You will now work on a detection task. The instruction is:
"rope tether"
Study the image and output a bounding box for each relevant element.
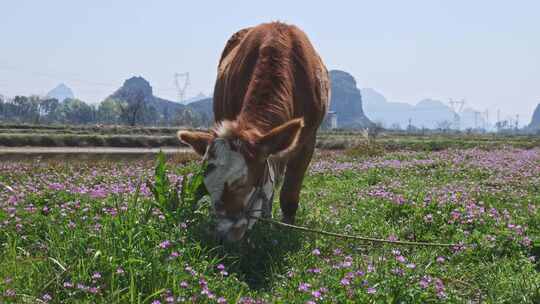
[251,216,458,247]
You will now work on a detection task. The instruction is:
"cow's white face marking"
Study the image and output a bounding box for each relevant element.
[203,138,248,203]
[202,137,275,241]
[203,138,253,241]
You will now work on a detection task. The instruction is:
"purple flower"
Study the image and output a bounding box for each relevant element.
[434,278,446,294]
[217,264,225,271]
[185,266,197,276]
[436,256,445,263]
[311,248,321,256]
[419,277,431,289]
[298,282,311,292]
[238,297,256,304]
[199,278,208,287]
[180,281,189,288]
[437,291,448,299]
[42,293,52,302]
[49,182,65,191]
[217,297,227,304]
[116,267,125,275]
[92,272,102,279]
[159,240,171,249]
[367,287,376,294]
[396,255,406,263]
[340,278,350,286]
[63,281,73,288]
[89,187,107,199]
[201,287,215,299]
[311,290,322,299]
[345,272,355,279]
[152,300,161,304]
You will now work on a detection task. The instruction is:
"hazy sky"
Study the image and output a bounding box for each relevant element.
[1,0,539,124]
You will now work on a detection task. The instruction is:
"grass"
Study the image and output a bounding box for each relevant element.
[1,145,540,303]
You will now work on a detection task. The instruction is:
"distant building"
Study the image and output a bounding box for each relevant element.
[327,111,338,129]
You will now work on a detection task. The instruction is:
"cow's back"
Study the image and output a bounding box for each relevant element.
[213,22,330,138]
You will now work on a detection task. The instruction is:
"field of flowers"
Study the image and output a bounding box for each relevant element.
[1,146,539,303]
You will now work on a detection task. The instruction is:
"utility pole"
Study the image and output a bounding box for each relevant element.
[448,98,465,130]
[174,72,190,104]
[474,111,480,130]
[497,109,501,132]
[484,109,489,130]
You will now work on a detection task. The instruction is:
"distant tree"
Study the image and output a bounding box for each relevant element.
[97,98,123,124]
[119,91,147,126]
[59,98,95,124]
[0,96,17,121]
[39,98,61,123]
[0,95,5,119]
[11,95,40,123]
[495,120,511,133]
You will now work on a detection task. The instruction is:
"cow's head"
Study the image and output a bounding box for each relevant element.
[177,118,304,241]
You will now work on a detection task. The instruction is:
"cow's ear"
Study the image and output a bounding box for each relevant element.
[177,130,213,156]
[256,118,304,157]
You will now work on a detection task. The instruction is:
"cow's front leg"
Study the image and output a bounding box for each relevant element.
[279,139,315,224]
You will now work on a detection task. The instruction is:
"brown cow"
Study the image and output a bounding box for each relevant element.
[178,22,330,241]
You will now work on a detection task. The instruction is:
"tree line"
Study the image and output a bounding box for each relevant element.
[0,93,210,127]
